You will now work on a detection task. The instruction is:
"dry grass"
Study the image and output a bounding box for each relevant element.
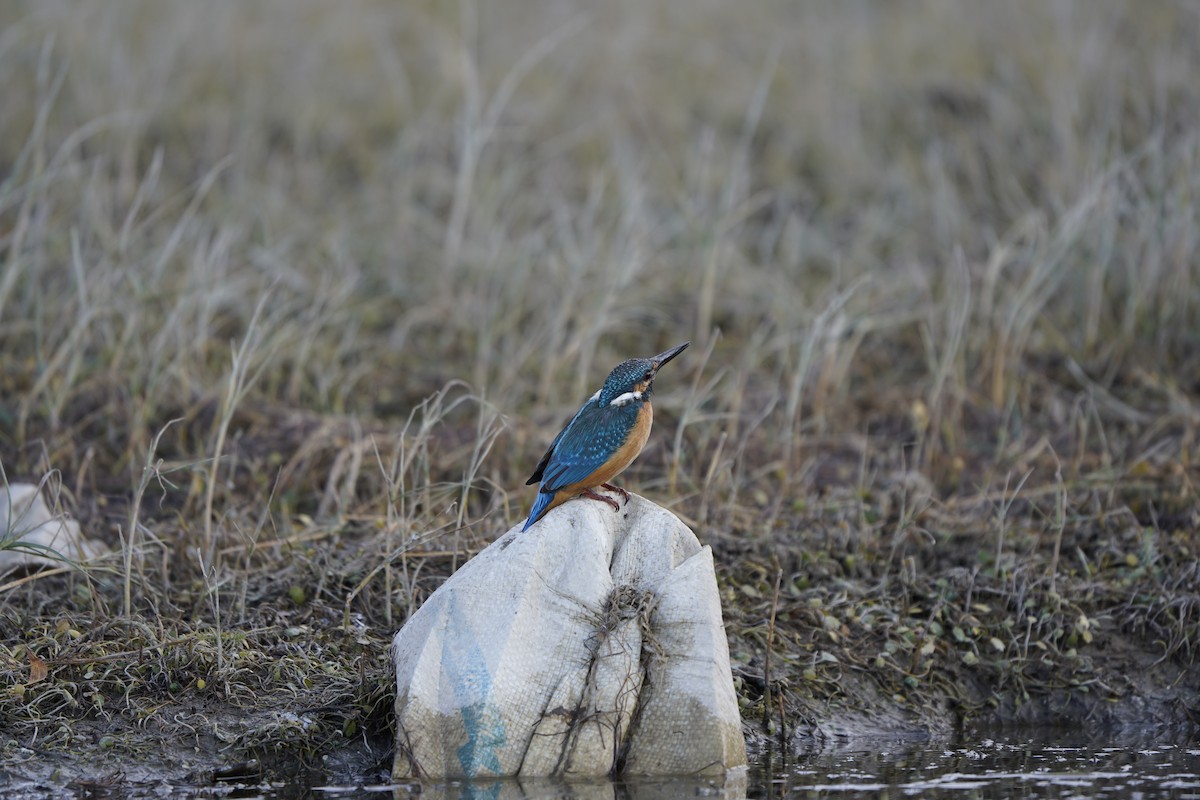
[1,0,1198,781]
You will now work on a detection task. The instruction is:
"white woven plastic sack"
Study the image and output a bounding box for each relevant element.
[392,494,747,780]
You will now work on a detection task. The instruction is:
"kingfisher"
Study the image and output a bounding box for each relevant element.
[522,342,690,532]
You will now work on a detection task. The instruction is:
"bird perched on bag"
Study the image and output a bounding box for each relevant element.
[522,342,689,532]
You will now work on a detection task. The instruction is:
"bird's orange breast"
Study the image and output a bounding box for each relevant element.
[547,402,653,506]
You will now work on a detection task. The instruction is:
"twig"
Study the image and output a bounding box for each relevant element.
[0,566,71,594]
[1049,450,1066,594]
[763,563,783,735]
[125,419,179,617]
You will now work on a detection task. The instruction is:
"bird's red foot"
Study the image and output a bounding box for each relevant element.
[600,482,631,505]
[582,487,621,513]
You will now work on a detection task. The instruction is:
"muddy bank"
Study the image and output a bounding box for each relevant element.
[2,521,1196,793]
[1,671,1192,794]
[4,440,1200,789]
[745,649,1197,760]
[717,472,1200,759]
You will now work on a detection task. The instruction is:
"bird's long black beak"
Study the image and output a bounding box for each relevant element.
[650,341,689,371]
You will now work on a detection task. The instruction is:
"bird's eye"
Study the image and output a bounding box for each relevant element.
[643,370,654,381]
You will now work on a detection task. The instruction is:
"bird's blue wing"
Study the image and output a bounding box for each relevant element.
[536,401,640,493]
[526,391,599,485]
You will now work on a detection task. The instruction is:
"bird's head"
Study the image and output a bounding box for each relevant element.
[597,342,689,408]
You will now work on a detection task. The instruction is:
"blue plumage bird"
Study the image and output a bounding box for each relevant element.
[522,342,689,532]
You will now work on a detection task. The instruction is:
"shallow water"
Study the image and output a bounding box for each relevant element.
[15,730,1200,798]
[326,731,1200,800]
[752,731,1200,799]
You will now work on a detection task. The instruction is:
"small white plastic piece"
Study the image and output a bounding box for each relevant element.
[0,483,106,572]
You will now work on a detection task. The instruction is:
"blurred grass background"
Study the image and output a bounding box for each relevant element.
[1,0,1198,769]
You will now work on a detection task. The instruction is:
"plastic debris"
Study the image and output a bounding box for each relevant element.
[392,493,746,780]
[0,483,105,572]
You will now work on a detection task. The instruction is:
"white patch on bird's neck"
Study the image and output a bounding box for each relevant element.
[588,389,602,406]
[609,390,643,407]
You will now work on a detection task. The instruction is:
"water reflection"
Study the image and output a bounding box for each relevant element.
[361,731,1200,800]
[752,729,1200,799]
[52,731,1194,798]
[379,771,747,800]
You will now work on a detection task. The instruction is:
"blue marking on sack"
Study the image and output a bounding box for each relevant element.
[444,596,507,778]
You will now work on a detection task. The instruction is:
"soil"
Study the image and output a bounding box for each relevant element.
[2,482,1196,794]
[3,356,1199,793]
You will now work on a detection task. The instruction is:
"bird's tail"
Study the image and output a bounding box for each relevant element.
[522,490,555,532]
